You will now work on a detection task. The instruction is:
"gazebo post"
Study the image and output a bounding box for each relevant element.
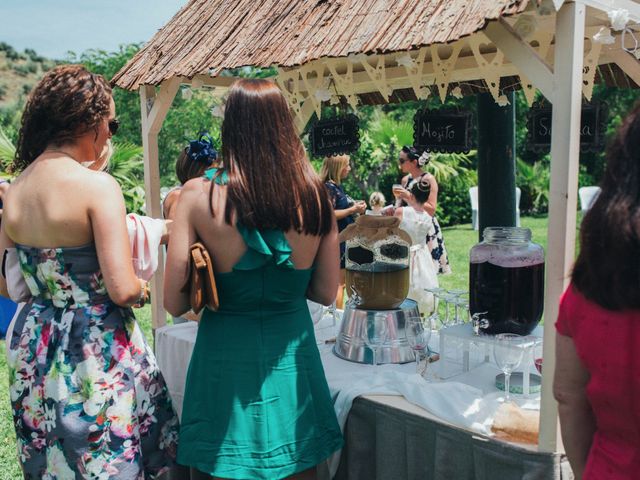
[139,78,180,334]
[538,1,586,452]
[294,98,317,133]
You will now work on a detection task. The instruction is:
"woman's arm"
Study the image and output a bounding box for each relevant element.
[554,333,595,479]
[334,205,358,220]
[424,174,438,216]
[164,181,199,316]
[306,221,339,306]
[0,220,15,298]
[90,173,144,306]
[0,182,10,220]
[163,189,180,221]
[393,207,404,220]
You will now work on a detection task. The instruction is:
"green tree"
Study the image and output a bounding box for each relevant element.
[108,141,146,214]
[78,45,223,186]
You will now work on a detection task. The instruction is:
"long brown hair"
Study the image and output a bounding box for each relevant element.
[572,102,640,310]
[14,65,112,172]
[215,79,333,236]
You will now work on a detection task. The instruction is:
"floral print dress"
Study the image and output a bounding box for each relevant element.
[6,244,178,479]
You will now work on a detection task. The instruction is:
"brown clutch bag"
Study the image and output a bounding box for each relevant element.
[181,242,219,314]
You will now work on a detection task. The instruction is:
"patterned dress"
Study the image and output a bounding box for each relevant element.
[325,181,355,269]
[6,244,179,479]
[400,174,452,275]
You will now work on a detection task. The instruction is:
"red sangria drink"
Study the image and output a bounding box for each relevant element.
[535,358,543,374]
[469,227,545,336]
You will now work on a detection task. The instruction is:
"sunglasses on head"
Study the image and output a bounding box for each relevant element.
[108,119,120,136]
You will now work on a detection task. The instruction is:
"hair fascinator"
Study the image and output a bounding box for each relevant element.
[415,175,430,192]
[187,133,218,165]
[417,150,430,167]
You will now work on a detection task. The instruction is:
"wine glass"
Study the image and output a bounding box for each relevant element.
[324,301,340,327]
[532,338,543,375]
[439,292,458,327]
[447,289,467,325]
[362,314,389,366]
[424,287,445,328]
[392,184,405,199]
[493,333,525,403]
[404,316,431,377]
[454,292,470,324]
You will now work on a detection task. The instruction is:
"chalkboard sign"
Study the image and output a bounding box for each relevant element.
[309,115,360,157]
[527,102,606,152]
[413,109,473,153]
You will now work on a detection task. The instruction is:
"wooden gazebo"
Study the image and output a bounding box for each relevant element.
[113,0,640,453]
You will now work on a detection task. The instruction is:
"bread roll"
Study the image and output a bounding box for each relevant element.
[491,402,539,445]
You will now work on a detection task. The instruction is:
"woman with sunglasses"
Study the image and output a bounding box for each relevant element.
[395,146,451,274]
[0,65,178,479]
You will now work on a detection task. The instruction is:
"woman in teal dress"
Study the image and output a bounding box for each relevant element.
[164,79,343,479]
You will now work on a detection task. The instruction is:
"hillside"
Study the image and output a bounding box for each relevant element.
[0,43,58,108]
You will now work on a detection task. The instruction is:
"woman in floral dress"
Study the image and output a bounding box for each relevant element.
[0,65,178,479]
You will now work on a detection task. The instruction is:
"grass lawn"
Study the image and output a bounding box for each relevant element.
[438,215,553,293]
[0,215,558,475]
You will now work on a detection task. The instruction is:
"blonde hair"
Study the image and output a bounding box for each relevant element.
[319,155,350,185]
[369,191,386,208]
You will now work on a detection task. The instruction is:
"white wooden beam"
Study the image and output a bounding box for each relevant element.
[539,1,586,452]
[580,0,640,22]
[608,49,640,86]
[294,97,317,133]
[186,74,237,90]
[484,19,555,101]
[140,81,177,332]
[146,77,180,135]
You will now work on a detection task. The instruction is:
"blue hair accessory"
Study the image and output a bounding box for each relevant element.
[187,133,218,165]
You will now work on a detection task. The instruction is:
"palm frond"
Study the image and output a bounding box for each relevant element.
[428,151,476,184]
[107,142,143,186]
[0,127,16,172]
[367,111,413,147]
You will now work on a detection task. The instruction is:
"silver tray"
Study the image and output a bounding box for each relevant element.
[333,299,419,364]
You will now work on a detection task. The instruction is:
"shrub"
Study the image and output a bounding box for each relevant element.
[433,153,477,226]
[24,48,45,64]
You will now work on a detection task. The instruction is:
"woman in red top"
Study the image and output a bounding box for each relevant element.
[554,103,640,479]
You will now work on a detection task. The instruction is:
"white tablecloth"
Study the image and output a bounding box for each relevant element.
[156,314,545,477]
[155,314,542,438]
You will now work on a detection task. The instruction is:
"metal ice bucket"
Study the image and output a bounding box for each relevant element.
[333,299,419,364]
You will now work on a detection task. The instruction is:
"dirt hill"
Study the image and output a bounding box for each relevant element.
[0,43,58,108]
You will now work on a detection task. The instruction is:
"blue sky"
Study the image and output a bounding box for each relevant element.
[0,0,186,59]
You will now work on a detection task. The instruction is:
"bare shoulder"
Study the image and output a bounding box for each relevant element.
[182,176,208,194]
[87,170,123,192]
[401,174,411,186]
[179,177,216,215]
[83,171,125,210]
[179,177,212,205]
[165,188,181,203]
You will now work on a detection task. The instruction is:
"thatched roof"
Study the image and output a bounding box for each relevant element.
[113,0,530,90]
